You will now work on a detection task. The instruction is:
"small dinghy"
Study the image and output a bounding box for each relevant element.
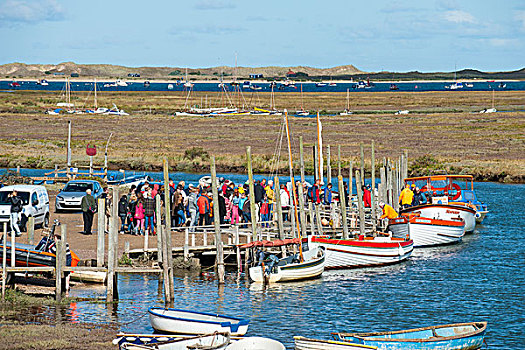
[114,332,230,350]
[148,308,249,336]
[225,337,285,350]
[294,336,377,349]
[333,322,487,350]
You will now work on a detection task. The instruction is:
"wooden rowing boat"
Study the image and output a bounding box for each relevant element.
[225,337,285,350]
[333,322,487,350]
[114,332,230,350]
[389,215,465,247]
[294,336,377,349]
[148,308,249,336]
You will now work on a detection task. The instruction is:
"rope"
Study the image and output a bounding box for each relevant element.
[117,310,149,326]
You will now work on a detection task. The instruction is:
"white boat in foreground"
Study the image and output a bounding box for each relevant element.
[294,336,377,349]
[308,235,413,269]
[249,246,325,283]
[115,332,230,350]
[401,203,476,233]
[148,308,249,336]
[389,215,465,247]
[225,337,285,350]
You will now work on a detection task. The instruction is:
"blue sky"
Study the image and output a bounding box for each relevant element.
[0,0,524,72]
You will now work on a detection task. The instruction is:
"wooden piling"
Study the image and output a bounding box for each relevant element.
[235,226,241,273]
[162,158,174,306]
[403,149,409,180]
[97,198,105,267]
[55,238,63,302]
[380,167,386,205]
[327,145,332,185]
[371,141,376,234]
[28,216,34,245]
[299,136,305,183]
[360,142,365,180]
[338,145,341,178]
[211,156,225,285]
[348,161,353,199]
[274,177,284,238]
[60,224,68,294]
[297,184,307,238]
[246,147,257,240]
[2,223,7,300]
[308,202,315,235]
[156,195,163,264]
[106,188,118,302]
[356,170,365,236]
[184,228,189,261]
[313,145,318,183]
[10,218,15,268]
[315,203,323,235]
[338,175,349,239]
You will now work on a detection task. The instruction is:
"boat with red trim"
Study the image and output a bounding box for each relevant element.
[400,202,476,233]
[403,175,488,224]
[308,235,413,270]
[388,214,465,247]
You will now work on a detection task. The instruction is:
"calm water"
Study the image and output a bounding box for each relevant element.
[1,80,523,93]
[9,180,520,349]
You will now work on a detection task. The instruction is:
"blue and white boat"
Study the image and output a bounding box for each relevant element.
[114,332,231,350]
[148,308,250,336]
[107,174,149,188]
[333,322,487,350]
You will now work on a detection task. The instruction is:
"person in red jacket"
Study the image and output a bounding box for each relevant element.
[362,185,371,208]
[197,192,211,226]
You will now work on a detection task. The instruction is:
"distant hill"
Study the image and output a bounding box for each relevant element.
[0,62,523,80]
[0,62,363,79]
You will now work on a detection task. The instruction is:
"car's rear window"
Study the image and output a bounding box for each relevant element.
[63,183,93,192]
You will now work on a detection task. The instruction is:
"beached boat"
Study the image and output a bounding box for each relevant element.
[107,174,149,188]
[70,270,107,284]
[148,308,249,336]
[308,235,413,269]
[403,175,486,226]
[334,321,488,350]
[394,110,409,115]
[115,332,230,350]
[249,246,325,283]
[340,88,352,115]
[388,215,465,247]
[294,336,377,349]
[225,337,285,350]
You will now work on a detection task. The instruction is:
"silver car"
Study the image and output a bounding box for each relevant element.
[55,180,103,212]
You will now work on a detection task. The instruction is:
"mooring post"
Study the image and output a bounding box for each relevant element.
[393,161,399,213]
[299,136,305,183]
[112,187,119,300]
[28,216,34,245]
[143,221,149,258]
[235,226,241,273]
[55,237,63,302]
[308,202,315,235]
[124,241,130,256]
[162,158,174,305]
[338,145,341,178]
[297,184,307,238]
[106,189,116,302]
[97,198,105,267]
[274,177,284,238]
[2,223,7,300]
[338,175,349,239]
[315,202,323,235]
[10,218,15,268]
[371,141,377,235]
[161,212,170,305]
[348,161,353,199]
[211,156,225,284]
[246,147,257,241]
[356,170,365,236]
[360,143,365,182]
[155,195,163,265]
[404,149,409,180]
[327,145,332,185]
[313,146,319,183]
[60,224,68,294]
[184,228,189,261]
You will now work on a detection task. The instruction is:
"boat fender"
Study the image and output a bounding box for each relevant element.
[475,212,481,219]
[406,233,410,240]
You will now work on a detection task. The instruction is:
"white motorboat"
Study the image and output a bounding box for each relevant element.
[148,308,249,336]
[249,246,325,283]
[388,215,465,247]
[400,203,476,233]
[37,79,49,86]
[104,80,128,88]
[226,337,285,350]
[394,110,409,115]
[308,235,413,269]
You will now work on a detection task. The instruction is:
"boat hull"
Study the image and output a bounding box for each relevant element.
[115,333,230,350]
[389,217,465,247]
[401,204,476,233]
[294,336,377,350]
[226,337,285,350]
[0,241,79,268]
[249,247,325,283]
[335,322,487,350]
[308,236,413,270]
[148,308,249,336]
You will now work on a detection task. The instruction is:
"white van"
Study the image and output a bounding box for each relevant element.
[0,185,50,230]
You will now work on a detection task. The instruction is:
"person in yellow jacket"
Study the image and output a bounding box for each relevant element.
[379,202,398,219]
[398,184,414,209]
[265,180,275,221]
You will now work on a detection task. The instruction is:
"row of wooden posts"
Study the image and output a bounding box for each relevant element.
[1,141,408,307]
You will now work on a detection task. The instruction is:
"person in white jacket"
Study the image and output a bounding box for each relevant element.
[279,184,290,222]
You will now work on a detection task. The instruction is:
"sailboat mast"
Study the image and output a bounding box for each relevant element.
[316,112,323,184]
[284,111,302,241]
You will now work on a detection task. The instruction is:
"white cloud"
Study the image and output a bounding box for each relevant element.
[487,38,518,47]
[0,0,64,23]
[443,10,475,24]
[515,11,525,30]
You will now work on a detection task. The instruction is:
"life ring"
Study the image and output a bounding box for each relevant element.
[447,183,461,200]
